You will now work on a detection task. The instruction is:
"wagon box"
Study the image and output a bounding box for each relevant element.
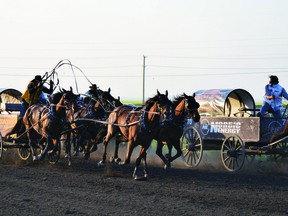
[0,114,18,137]
[198,116,260,142]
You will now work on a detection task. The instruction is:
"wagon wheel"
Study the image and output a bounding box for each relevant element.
[221,135,245,172]
[0,133,3,160]
[47,140,61,164]
[180,126,203,167]
[271,140,288,168]
[17,144,31,161]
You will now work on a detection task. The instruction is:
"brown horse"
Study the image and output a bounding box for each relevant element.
[23,87,79,161]
[155,93,200,169]
[270,118,288,143]
[67,86,122,160]
[99,90,172,180]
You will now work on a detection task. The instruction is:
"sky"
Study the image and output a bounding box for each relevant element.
[1,0,288,102]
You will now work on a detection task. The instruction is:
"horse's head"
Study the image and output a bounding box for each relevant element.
[183,93,200,122]
[61,87,80,111]
[146,90,172,121]
[100,88,123,111]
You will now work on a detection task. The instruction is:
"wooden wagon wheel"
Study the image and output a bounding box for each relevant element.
[271,139,288,168]
[180,126,203,168]
[17,144,31,161]
[221,134,245,172]
[0,133,3,160]
[47,140,61,164]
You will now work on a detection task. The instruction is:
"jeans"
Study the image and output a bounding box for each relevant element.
[260,102,282,118]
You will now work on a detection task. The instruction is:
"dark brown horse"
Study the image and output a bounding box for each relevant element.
[23,87,79,161]
[99,90,172,180]
[155,93,200,169]
[67,86,122,160]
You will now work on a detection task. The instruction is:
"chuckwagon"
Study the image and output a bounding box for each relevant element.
[181,88,288,171]
[0,88,61,163]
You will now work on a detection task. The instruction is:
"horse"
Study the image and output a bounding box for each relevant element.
[155,93,200,169]
[23,87,79,161]
[99,90,172,180]
[270,118,288,144]
[67,85,122,160]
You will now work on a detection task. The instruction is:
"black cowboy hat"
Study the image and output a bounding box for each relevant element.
[34,75,42,82]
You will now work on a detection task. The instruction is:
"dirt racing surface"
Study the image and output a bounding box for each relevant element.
[0,149,288,216]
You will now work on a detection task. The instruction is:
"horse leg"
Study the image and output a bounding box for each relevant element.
[156,140,169,168]
[169,139,182,163]
[72,133,80,156]
[38,136,53,160]
[84,140,91,160]
[29,139,39,161]
[142,151,148,178]
[133,146,148,180]
[98,127,115,166]
[119,139,134,166]
[111,135,127,163]
[89,125,107,156]
[98,138,109,166]
[64,133,72,166]
[27,130,40,161]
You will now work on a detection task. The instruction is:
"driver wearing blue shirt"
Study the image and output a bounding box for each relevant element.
[259,75,288,118]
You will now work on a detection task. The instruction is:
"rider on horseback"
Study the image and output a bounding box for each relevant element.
[20,75,54,118]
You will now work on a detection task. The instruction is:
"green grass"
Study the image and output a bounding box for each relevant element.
[121,100,143,106]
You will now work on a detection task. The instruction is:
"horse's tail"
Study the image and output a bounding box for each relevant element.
[4,117,25,137]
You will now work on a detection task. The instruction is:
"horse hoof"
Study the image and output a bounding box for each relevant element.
[48,150,54,155]
[33,155,43,161]
[73,151,79,157]
[114,158,121,163]
[164,163,171,171]
[97,161,106,167]
[134,175,148,181]
[118,161,125,166]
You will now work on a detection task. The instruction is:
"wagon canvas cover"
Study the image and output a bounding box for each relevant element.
[195,89,256,117]
[0,88,22,136]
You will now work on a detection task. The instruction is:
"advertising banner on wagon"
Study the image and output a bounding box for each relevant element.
[199,117,260,142]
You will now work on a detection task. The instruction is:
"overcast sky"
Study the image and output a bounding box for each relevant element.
[1,0,288,102]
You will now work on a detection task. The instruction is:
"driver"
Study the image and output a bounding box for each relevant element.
[20,75,54,117]
[258,75,288,118]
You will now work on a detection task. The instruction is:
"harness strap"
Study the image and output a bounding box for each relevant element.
[73,118,140,127]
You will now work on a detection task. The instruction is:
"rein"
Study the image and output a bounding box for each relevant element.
[71,109,161,127]
[73,118,140,127]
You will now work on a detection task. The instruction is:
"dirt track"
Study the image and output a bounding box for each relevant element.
[0,149,288,216]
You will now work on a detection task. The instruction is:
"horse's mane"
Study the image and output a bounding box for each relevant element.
[172,94,185,109]
[145,94,160,107]
[49,92,63,104]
